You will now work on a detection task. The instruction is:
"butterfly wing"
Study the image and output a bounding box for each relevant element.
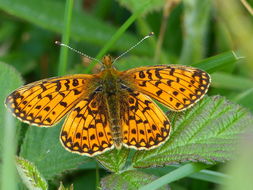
[121,65,211,111]
[5,74,99,126]
[60,91,114,156]
[120,88,171,150]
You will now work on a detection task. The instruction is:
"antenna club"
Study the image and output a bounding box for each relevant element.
[55,41,61,45]
[149,32,154,36]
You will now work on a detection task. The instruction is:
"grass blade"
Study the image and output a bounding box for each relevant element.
[211,72,253,90]
[1,112,17,190]
[85,0,153,73]
[189,169,229,185]
[139,163,208,190]
[57,0,74,75]
[191,51,239,72]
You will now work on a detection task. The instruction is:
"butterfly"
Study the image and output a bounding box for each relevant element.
[5,36,211,157]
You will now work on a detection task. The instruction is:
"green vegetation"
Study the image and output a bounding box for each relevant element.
[0,0,253,189]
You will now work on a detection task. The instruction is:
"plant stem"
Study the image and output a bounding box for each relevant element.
[58,0,74,76]
[84,0,153,73]
[139,163,208,190]
[1,112,17,190]
[154,0,180,63]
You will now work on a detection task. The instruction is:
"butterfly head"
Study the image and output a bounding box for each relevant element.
[102,55,114,68]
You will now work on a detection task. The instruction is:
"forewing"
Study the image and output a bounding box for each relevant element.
[121,65,211,111]
[120,89,171,150]
[60,92,114,156]
[5,74,98,126]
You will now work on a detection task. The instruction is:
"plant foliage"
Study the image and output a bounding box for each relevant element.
[0,0,253,189]
[16,156,48,190]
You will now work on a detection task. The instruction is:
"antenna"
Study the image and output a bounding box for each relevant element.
[113,32,154,63]
[55,41,103,64]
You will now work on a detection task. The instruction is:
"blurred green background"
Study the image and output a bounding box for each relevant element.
[0,0,253,189]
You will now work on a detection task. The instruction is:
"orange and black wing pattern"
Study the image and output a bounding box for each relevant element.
[5,74,97,126]
[60,90,114,156]
[121,65,211,111]
[120,87,171,150]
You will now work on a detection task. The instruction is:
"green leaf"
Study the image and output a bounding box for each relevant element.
[116,0,164,15]
[0,62,23,189]
[132,96,253,168]
[0,0,151,55]
[211,72,253,90]
[0,61,23,154]
[0,52,36,75]
[20,123,90,180]
[96,147,129,173]
[16,156,48,190]
[191,51,239,72]
[0,62,23,155]
[100,170,168,190]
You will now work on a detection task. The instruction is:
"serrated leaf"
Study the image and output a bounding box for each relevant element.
[16,156,48,190]
[116,0,164,15]
[58,182,73,190]
[20,124,90,180]
[96,147,129,172]
[0,0,151,55]
[100,170,168,190]
[132,96,253,168]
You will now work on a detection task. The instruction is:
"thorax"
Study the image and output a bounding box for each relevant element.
[101,68,121,97]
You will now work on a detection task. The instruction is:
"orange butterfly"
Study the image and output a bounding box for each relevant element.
[5,34,211,157]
